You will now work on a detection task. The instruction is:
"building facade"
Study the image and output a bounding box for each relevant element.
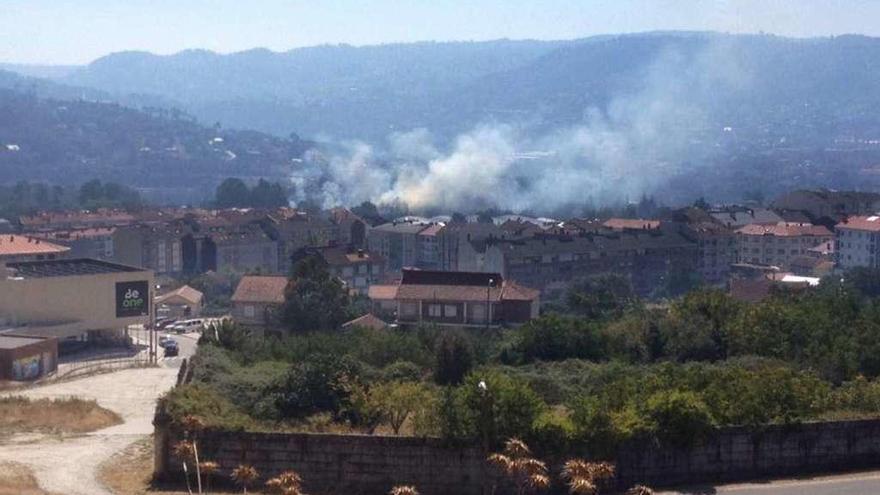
[734,222,833,270]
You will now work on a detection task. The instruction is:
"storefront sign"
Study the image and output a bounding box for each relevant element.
[116,280,149,318]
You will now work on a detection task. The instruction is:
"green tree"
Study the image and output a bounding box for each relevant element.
[282,255,350,332]
[275,354,362,420]
[214,178,250,208]
[434,331,474,385]
[368,381,435,435]
[566,273,638,319]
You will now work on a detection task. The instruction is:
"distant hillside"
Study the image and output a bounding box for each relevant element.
[50,33,880,142]
[0,88,312,204]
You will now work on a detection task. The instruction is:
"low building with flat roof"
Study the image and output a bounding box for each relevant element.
[0,333,57,380]
[0,258,154,342]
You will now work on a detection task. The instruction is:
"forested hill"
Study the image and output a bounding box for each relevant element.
[47,32,880,142]
[0,87,312,203]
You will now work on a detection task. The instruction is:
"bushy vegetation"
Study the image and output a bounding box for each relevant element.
[164,267,880,455]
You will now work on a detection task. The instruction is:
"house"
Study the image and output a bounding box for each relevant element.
[368,284,398,315]
[0,235,70,265]
[835,215,880,270]
[155,285,204,319]
[665,208,736,285]
[376,269,540,329]
[734,222,833,270]
[306,246,385,295]
[230,275,288,335]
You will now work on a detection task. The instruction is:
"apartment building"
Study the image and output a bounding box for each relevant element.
[836,215,880,269]
[734,222,833,270]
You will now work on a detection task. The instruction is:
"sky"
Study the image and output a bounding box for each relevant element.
[2,0,880,65]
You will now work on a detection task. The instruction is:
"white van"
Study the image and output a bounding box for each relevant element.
[168,319,205,334]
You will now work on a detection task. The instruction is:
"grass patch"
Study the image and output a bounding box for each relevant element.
[0,396,122,437]
[0,462,59,495]
[99,437,238,495]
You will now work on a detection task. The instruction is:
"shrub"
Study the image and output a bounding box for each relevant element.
[642,390,715,448]
[275,354,363,420]
[161,383,252,430]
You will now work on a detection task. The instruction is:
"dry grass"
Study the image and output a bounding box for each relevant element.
[99,437,240,495]
[0,396,122,438]
[0,462,60,495]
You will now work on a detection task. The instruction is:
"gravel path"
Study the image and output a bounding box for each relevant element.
[0,365,179,495]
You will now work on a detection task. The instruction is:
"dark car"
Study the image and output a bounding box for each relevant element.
[164,341,180,357]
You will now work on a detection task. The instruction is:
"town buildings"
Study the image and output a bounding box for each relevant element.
[734,222,833,270]
[306,245,385,296]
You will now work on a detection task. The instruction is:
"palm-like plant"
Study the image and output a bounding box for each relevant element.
[265,470,306,495]
[626,485,655,495]
[488,438,551,495]
[198,461,219,494]
[389,486,420,495]
[561,460,615,495]
[231,464,259,494]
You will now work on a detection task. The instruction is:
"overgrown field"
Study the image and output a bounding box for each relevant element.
[163,268,880,455]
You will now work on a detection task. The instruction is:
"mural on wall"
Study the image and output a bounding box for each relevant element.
[12,355,41,380]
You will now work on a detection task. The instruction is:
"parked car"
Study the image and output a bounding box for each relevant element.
[164,340,179,357]
[168,319,204,334]
[156,318,177,330]
[158,334,173,348]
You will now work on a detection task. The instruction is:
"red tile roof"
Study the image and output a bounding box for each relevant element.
[838,215,880,232]
[0,235,70,256]
[231,276,289,304]
[735,222,832,237]
[156,285,204,306]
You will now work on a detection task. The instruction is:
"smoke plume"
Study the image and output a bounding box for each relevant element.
[291,39,753,214]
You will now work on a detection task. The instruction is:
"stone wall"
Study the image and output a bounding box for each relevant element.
[155,427,493,495]
[616,419,880,488]
[156,419,880,494]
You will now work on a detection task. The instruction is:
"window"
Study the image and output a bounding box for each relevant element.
[444,305,457,317]
[244,305,255,318]
[400,302,418,317]
[428,304,442,317]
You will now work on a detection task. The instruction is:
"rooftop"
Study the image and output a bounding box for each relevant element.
[0,235,70,257]
[156,285,204,305]
[838,215,880,232]
[735,222,833,237]
[603,218,661,231]
[4,258,146,278]
[231,275,288,304]
[0,334,49,350]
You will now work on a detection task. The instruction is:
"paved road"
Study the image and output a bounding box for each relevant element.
[0,332,198,495]
[661,471,880,494]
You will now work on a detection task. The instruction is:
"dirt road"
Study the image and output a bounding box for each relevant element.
[0,362,181,494]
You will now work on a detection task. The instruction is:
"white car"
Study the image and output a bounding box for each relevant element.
[168,319,205,334]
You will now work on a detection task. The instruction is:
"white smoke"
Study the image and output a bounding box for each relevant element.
[291,39,754,213]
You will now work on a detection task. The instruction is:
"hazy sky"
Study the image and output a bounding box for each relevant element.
[2,0,880,65]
